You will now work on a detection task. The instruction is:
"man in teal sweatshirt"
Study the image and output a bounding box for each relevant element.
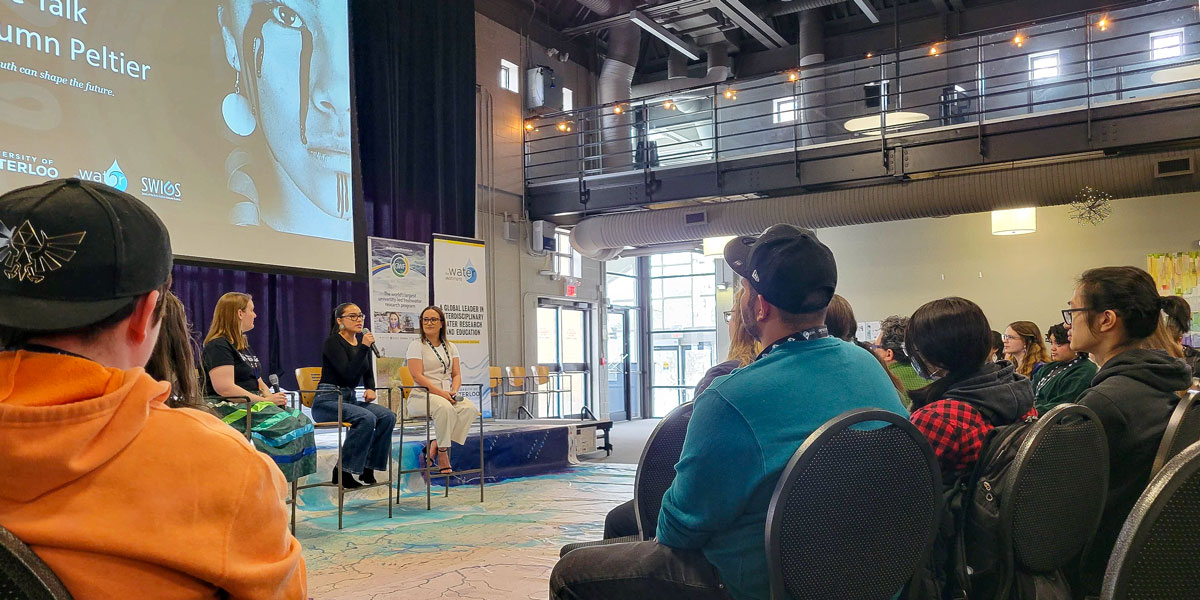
[550,225,908,600]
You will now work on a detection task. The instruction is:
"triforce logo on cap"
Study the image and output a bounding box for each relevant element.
[0,218,87,284]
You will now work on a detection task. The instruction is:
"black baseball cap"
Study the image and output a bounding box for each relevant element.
[723,224,837,313]
[0,178,173,331]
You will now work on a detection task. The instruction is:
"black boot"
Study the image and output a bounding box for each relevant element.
[359,468,377,485]
[332,468,363,489]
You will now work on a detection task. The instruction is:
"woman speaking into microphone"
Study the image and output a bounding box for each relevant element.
[312,302,396,488]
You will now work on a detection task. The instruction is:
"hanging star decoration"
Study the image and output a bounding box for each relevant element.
[1070,186,1113,225]
[0,219,87,283]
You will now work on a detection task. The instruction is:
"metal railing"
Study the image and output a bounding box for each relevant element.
[524,0,1200,186]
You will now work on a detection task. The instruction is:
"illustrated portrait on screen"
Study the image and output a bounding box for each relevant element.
[217,0,352,242]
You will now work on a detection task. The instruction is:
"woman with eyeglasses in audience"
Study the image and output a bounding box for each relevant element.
[1003,321,1050,378]
[406,305,479,475]
[312,302,396,489]
[1031,323,1097,415]
[202,292,316,482]
[907,298,1036,479]
[1065,267,1192,597]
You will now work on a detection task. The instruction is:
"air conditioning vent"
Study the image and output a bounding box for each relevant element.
[1155,157,1194,178]
[683,210,708,226]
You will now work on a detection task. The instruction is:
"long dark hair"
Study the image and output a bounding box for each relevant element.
[330,302,357,335]
[1077,267,1162,346]
[419,306,449,344]
[906,297,993,409]
[824,294,857,342]
[1162,295,1192,339]
[146,292,207,411]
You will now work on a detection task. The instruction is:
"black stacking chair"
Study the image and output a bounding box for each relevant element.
[1150,392,1200,478]
[1100,439,1200,599]
[992,403,1109,599]
[559,401,693,557]
[0,525,73,599]
[764,409,941,600]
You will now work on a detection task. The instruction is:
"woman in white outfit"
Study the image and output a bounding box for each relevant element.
[406,305,480,474]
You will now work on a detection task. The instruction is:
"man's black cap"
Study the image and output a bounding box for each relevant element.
[723,224,837,313]
[0,178,173,331]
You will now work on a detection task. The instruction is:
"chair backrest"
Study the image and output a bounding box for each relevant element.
[0,525,73,599]
[1100,439,1200,600]
[504,366,526,389]
[488,366,503,390]
[632,402,695,539]
[395,365,416,399]
[531,365,551,386]
[1003,404,1109,584]
[294,367,322,407]
[765,409,942,600]
[1151,393,1200,478]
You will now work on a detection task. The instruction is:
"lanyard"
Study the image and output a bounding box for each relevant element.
[426,339,450,374]
[758,326,831,359]
[1034,357,1082,395]
[4,343,90,360]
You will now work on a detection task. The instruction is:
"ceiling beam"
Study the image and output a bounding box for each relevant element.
[852,0,882,24]
[710,0,788,48]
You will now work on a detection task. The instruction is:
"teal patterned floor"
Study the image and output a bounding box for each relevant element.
[300,463,635,599]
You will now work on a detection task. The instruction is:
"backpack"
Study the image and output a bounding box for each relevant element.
[908,410,1072,600]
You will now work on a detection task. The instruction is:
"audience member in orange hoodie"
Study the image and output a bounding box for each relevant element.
[0,179,306,599]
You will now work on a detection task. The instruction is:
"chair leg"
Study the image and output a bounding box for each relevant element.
[396,405,404,505]
[337,398,344,531]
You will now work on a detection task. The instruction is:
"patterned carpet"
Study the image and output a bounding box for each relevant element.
[299,463,635,599]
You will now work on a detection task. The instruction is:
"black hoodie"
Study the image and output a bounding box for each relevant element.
[1075,348,1191,596]
[941,360,1035,426]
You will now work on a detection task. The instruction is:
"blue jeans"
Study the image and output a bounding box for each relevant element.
[311,384,396,475]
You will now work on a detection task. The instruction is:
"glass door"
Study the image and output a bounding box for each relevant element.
[535,301,592,418]
[606,308,631,421]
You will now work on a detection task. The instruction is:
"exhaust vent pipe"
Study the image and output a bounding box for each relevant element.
[569,150,1200,259]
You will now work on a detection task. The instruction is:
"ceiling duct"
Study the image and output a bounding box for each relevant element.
[569,149,1200,259]
[631,41,733,97]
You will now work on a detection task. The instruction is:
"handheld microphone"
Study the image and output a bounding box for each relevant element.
[268,374,281,393]
[362,328,383,358]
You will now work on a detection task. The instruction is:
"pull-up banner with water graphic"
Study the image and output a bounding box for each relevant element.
[0,0,360,275]
[432,234,492,418]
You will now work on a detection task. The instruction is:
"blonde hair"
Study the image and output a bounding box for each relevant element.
[727,286,761,367]
[203,292,252,351]
[1142,320,1185,359]
[1006,320,1050,377]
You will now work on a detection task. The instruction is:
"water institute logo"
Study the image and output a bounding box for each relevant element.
[391,254,410,277]
[103,160,127,191]
[444,259,478,284]
[464,260,477,283]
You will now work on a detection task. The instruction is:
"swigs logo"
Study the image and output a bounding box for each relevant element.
[391,254,410,277]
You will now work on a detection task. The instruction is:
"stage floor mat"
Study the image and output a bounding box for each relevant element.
[301,462,635,599]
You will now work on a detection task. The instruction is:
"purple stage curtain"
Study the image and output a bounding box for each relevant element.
[174,0,476,388]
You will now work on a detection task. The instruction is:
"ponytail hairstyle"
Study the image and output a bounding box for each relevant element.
[1161,295,1192,340]
[906,297,994,410]
[330,302,356,335]
[1076,267,1164,350]
[1006,320,1050,377]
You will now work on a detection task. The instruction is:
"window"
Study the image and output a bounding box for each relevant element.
[554,229,581,279]
[1151,29,1184,61]
[648,252,717,416]
[499,59,519,93]
[563,87,574,111]
[1029,50,1059,80]
[773,97,798,124]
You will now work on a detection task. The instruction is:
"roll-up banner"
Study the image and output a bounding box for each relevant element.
[431,235,492,417]
[367,237,429,396]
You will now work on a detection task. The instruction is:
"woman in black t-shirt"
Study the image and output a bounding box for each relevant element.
[312,302,396,489]
[201,292,316,482]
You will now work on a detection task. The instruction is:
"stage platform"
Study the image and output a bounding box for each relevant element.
[296,418,613,509]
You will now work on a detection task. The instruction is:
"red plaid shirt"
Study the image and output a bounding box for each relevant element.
[911,399,1038,474]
